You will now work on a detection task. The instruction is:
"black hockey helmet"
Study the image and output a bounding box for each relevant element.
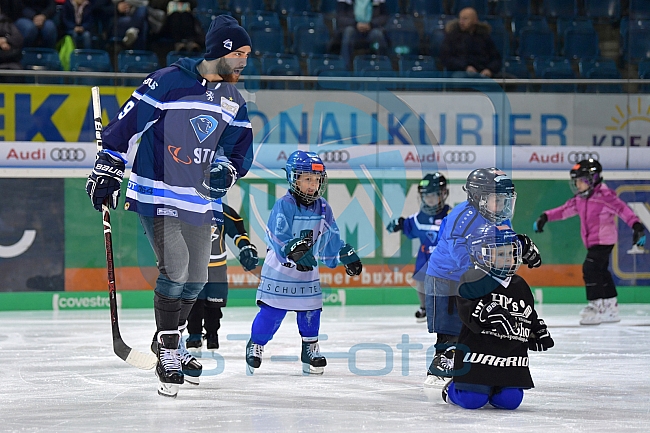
[418,172,448,215]
[468,223,522,279]
[464,167,516,223]
[570,158,602,198]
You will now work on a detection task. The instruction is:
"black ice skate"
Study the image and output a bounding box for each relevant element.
[206,333,219,350]
[424,345,456,388]
[246,339,264,375]
[415,308,426,323]
[185,333,202,349]
[155,331,184,398]
[178,334,202,385]
[301,339,327,375]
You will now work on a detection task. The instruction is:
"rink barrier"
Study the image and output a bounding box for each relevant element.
[1,286,650,311]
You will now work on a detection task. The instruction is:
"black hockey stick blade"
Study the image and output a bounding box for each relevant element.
[93,86,157,370]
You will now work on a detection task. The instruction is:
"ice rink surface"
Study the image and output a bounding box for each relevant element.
[1,303,649,433]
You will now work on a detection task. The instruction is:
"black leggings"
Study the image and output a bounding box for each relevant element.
[583,245,616,300]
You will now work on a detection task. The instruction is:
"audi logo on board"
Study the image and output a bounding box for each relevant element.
[443,151,476,164]
[567,151,599,163]
[318,150,350,163]
[50,148,87,162]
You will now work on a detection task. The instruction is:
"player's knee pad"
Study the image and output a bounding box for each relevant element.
[251,303,287,345]
[489,388,524,410]
[447,382,489,409]
[297,309,321,338]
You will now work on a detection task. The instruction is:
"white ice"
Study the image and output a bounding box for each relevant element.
[1,304,649,433]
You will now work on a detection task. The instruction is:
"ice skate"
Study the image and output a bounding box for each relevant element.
[424,346,455,388]
[246,339,264,375]
[206,333,219,350]
[414,307,427,323]
[178,334,202,385]
[580,299,603,325]
[155,331,184,398]
[301,339,326,375]
[601,297,620,323]
[185,333,203,349]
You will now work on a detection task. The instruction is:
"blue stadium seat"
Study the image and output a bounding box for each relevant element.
[318,0,338,15]
[195,11,232,33]
[504,56,530,91]
[518,28,555,58]
[488,23,510,58]
[540,0,577,18]
[357,69,399,91]
[452,0,488,17]
[422,14,454,33]
[511,16,549,38]
[118,50,159,87]
[386,13,417,29]
[352,54,393,73]
[563,27,599,59]
[262,53,301,73]
[403,70,447,90]
[579,58,622,93]
[70,49,113,85]
[384,0,400,15]
[496,0,531,18]
[266,64,302,89]
[241,11,281,32]
[385,28,421,57]
[630,0,650,20]
[21,47,62,70]
[307,54,345,75]
[166,50,203,66]
[229,0,264,15]
[315,69,355,90]
[275,0,311,16]
[584,0,620,20]
[249,26,285,56]
[240,56,262,92]
[627,28,650,63]
[409,0,444,17]
[533,57,576,92]
[196,0,219,13]
[425,25,447,58]
[287,12,326,32]
[638,60,650,91]
[398,55,436,74]
[292,24,331,57]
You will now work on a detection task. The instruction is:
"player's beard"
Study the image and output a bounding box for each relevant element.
[216,58,240,83]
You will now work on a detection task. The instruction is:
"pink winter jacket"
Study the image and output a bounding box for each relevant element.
[544,183,640,249]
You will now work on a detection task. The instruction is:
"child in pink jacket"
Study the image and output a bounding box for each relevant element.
[533,159,646,325]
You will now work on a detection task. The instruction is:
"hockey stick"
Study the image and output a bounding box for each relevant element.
[92,86,157,370]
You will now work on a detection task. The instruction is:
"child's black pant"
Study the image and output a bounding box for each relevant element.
[583,244,616,300]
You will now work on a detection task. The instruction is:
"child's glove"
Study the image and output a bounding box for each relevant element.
[517,234,542,268]
[533,213,548,233]
[528,319,554,351]
[239,244,258,271]
[339,243,362,276]
[386,217,404,233]
[476,300,520,337]
[632,222,646,247]
[284,238,317,272]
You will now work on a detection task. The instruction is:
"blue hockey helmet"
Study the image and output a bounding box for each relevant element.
[418,172,448,215]
[468,224,522,279]
[570,158,602,198]
[285,150,328,204]
[464,167,516,223]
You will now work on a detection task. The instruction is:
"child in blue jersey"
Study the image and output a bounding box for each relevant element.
[423,168,542,388]
[245,150,363,375]
[386,173,451,322]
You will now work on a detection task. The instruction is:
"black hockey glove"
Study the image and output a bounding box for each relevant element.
[386,217,404,233]
[85,150,125,211]
[533,213,548,233]
[632,222,646,247]
[339,243,362,276]
[197,159,237,201]
[517,234,542,268]
[284,237,317,272]
[475,300,520,337]
[528,319,554,351]
[239,244,258,271]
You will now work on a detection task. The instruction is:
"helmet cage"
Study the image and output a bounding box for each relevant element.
[469,228,523,279]
[288,168,328,205]
[420,189,448,215]
[477,192,517,223]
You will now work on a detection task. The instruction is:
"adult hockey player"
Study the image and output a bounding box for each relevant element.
[424,168,542,387]
[186,203,259,350]
[245,150,363,375]
[85,15,254,397]
[386,173,451,322]
[442,223,554,410]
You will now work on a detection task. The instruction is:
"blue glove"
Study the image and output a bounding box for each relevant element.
[386,217,404,233]
[85,150,125,211]
[633,222,646,247]
[284,238,317,271]
[239,244,258,271]
[197,158,237,201]
[339,243,362,276]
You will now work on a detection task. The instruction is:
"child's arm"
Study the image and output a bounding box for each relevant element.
[606,195,646,246]
[320,205,362,275]
[265,199,296,259]
[534,198,579,232]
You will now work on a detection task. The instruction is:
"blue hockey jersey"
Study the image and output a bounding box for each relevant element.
[257,192,346,311]
[101,57,254,225]
[426,201,511,282]
[401,205,450,281]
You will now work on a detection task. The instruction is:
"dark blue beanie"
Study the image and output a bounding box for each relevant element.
[204,15,252,60]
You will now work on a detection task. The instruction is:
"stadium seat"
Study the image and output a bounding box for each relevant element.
[287,12,326,33]
[518,28,555,58]
[584,0,620,20]
[503,56,530,91]
[357,69,399,91]
[496,0,531,18]
[489,23,510,58]
[21,47,63,84]
[533,57,576,92]
[579,58,622,93]
[241,11,281,32]
[229,0,264,15]
[540,0,577,18]
[292,24,331,57]
[425,23,447,58]
[307,54,345,75]
[195,0,219,13]
[385,28,421,57]
[511,16,549,38]
[403,70,447,90]
[452,0,488,17]
[166,50,203,66]
[563,27,599,59]
[639,60,650,91]
[384,0,400,15]
[352,54,393,73]
[626,28,650,63]
[315,69,355,90]
[249,26,285,56]
[240,56,262,92]
[409,0,444,17]
[118,50,159,86]
[630,0,650,20]
[262,53,300,73]
[195,11,232,34]
[318,0,338,15]
[70,49,113,85]
[386,13,416,29]
[275,0,311,16]
[398,55,436,74]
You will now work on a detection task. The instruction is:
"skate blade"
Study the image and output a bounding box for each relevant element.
[246,363,256,376]
[423,375,448,388]
[183,375,200,386]
[415,317,427,323]
[302,363,324,375]
[157,383,179,398]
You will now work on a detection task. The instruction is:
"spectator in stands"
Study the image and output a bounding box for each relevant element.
[15,0,58,48]
[335,0,388,70]
[149,0,203,52]
[102,0,148,49]
[0,0,23,23]
[62,0,93,49]
[439,7,501,78]
[0,3,23,78]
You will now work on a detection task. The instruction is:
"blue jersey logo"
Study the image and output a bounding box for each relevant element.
[190,115,218,143]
